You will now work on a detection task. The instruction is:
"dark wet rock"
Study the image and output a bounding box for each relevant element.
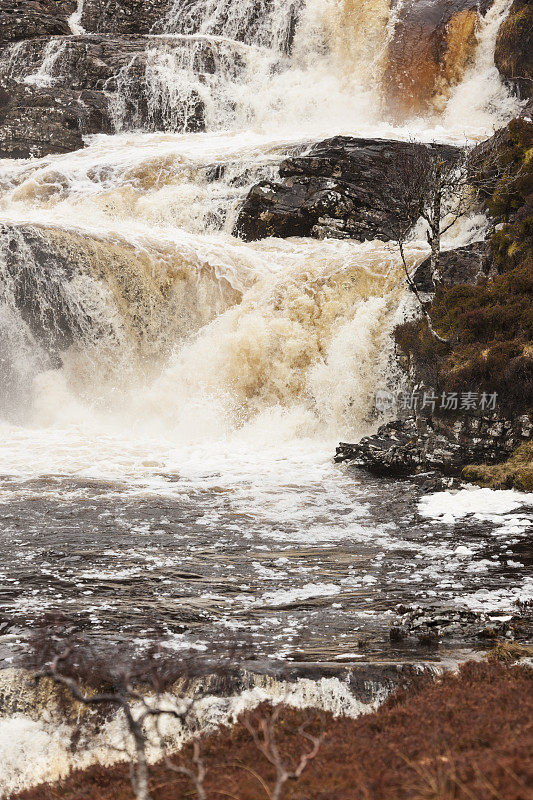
[336,414,532,477]
[411,241,495,293]
[235,136,460,242]
[0,0,76,48]
[80,0,171,34]
[495,0,533,100]
[2,34,228,92]
[79,0,299,48]
[391,604,533,647]
[0,78,112,158]
[0,223,97,353]
[0,35,242,136]
[389,626,407,642]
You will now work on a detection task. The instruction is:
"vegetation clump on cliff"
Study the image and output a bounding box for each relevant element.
[464,440,533,490]
[394,118,533,416]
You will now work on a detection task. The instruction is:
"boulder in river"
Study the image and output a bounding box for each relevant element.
[235,136,460,242]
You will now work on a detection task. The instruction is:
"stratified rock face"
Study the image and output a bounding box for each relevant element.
[235,136,460,242]
[0,0,76,47]
[335,414,532,477]
[2,34,228,91]
[383,0,492,118]
[80,0,172,34]
[0,31,242,153]
[495,0,533,100]
[0,79,112,158]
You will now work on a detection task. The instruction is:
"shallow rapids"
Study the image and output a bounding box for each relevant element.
[0,0,530,670]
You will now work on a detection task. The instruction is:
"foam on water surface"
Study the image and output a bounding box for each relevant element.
[0,0,529,790]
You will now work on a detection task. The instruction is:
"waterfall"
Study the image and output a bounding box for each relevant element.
[68,0,86,35]
[0,2,526,793]
[0,0,519,440]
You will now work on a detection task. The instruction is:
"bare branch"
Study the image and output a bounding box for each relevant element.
[242,704,325,800]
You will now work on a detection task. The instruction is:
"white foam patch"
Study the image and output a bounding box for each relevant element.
[261,582,342,605]
[418,487,533,531]
[460,577,533,612]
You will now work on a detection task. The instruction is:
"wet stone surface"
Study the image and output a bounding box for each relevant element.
[0,467,531,671]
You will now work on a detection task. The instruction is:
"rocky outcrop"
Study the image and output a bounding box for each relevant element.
[337,117,533,485]
[2,34,231,92]
[495,0,533,100]
[0,33,244,145]
[235,136,460,242]
[0,78,112,158]
[384,0,493,118]
[80,0,172,34]
[5,34,248,134]
[336,414,532,478]
[411,241,494,293]
[0,0,76,47]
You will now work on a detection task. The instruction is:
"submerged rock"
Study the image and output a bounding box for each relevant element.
[235,136,460,242]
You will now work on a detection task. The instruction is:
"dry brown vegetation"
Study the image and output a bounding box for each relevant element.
[12,660,533,800]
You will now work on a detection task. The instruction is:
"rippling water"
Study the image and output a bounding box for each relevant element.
[0,0,528,671]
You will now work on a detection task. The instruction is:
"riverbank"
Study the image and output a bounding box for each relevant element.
[9,660,533,800]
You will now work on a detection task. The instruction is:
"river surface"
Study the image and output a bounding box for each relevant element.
[0,0,531,673]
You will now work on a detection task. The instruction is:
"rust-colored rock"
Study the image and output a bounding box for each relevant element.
[383,0,491,119]
[495,0,533,99]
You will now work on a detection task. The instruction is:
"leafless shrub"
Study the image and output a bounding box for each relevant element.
[240,702,325,800]
[35,642,210,800]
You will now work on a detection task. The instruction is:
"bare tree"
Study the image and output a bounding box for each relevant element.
[390,142,472,281]
[36,642,209,800]
[388,135,527,342]
[387,143,473,343]
[29,621,327,800]
[241,702,325,800]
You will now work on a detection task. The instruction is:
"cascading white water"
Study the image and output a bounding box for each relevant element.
[68,0,86,35]
[0,3,528,793]
[0,0,519,460]
[164,0,300,52]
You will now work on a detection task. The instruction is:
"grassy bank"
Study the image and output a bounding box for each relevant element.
[12,661,533,800]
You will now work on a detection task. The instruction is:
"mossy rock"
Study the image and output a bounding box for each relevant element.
[463,441,533,490]
[495,0,533,99]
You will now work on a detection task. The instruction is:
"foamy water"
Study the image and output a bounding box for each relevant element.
[0,0,530,793]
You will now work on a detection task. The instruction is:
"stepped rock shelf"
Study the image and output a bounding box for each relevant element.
[0,0,532,794]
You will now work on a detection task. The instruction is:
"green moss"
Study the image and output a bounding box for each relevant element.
[494,0,533,98]
[463,441,533,490]
[394,118,533,415]
[394,265,533,412]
